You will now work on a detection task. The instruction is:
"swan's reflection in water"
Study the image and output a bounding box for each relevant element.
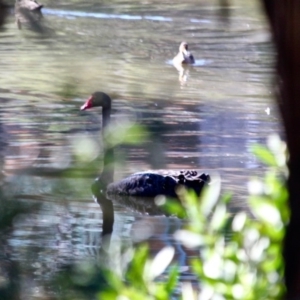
[90,150,168,252]
[171,55,213,85]
[93,192,114,246]
[92,184,171,255]
[93,186,196,284]
[91,142,191,269]
[90,146,115,251]
[90,141,175,254]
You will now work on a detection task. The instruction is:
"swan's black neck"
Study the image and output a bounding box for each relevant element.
[102,107,111,130]
[93,135,114,238]
[101,105,114,184]
[101,147,114,185]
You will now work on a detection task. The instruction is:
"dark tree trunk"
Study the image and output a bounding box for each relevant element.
[0,1,8,27]
[261,1,300,298]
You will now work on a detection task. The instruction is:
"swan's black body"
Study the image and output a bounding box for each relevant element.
[107,170,209,198]
[81,92,210,198]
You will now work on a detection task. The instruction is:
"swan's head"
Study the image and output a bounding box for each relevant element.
[179,41,189,55]
[80,92,112,111]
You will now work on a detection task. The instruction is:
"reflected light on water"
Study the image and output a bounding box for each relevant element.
[0,0,279,297]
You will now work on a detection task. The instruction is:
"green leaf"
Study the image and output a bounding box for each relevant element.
[165,265,179,294]
[251,144,277,167]
[126,245,149,291]
[104,122,149,147]
[199,174,221,217]
[209,204,227,231]
[249,196,282,228]
[97,290,118,300]
[221,193,232,205]
[191,258,204,278]
[146,246,175,280]
[160,199,187,218]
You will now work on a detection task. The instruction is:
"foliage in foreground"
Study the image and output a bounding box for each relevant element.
[55,135,288,300]
[173,135,288,299]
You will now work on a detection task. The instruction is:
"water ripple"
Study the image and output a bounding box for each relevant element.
[43,8,173,22]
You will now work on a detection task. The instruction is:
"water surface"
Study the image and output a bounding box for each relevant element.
[0,0,278,297]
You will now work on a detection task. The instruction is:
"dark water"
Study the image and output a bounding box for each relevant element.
[0,0,278,298]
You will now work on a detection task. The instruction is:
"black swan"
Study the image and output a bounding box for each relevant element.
[173,42,195,65]
[81,92,210,198]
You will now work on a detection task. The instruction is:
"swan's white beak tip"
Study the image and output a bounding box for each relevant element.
[80,104,87,111]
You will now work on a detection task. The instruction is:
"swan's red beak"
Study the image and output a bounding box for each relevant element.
[80,95,94,111]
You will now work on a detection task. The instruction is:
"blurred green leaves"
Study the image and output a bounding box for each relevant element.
[53,135,288,299]
[164,135,287,299]
[252,144,278,167]
[104,120,149,148]
[95,244,179,300]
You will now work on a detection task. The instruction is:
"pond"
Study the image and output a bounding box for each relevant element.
[0,0,279,298]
